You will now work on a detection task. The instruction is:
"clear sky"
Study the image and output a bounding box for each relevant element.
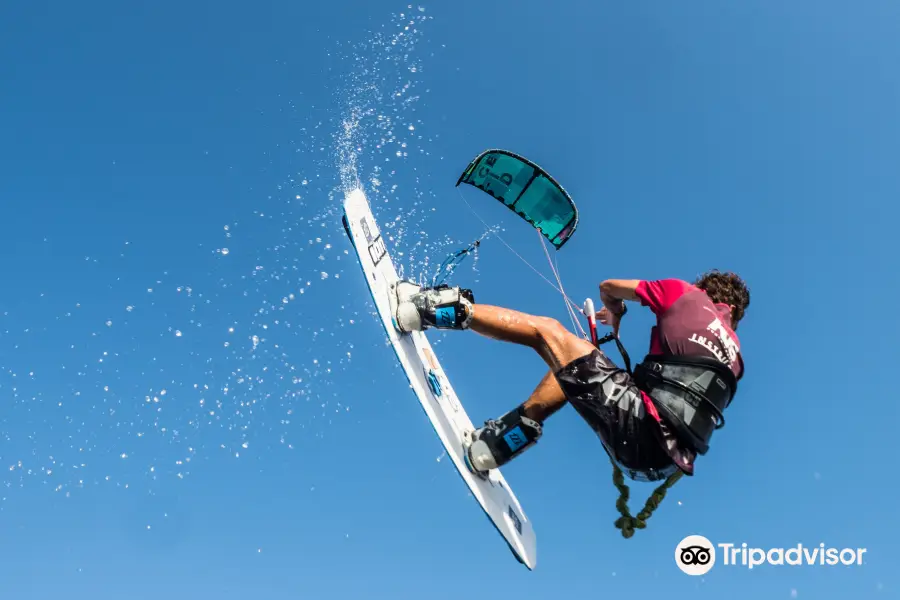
[0,1,896,598]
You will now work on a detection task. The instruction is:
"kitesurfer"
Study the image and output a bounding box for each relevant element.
[389,271,749,484]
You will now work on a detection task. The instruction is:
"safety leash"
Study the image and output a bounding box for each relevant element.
[611,460,683,538]
[584,300,681,539]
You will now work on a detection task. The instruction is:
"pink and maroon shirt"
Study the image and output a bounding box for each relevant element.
[634,279,744,475]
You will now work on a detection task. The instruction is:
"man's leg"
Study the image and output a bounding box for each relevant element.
[521,369,568,423]
[468,304,597,372]
[459,303,599,472]
[391,282,595,372]
[391,283,597,473]
[392,283,677,481]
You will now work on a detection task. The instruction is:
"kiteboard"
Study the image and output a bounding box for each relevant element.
[341,187,537,570]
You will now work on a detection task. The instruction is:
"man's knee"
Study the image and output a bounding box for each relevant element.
[534,316,569,348]
[533,317,592,367]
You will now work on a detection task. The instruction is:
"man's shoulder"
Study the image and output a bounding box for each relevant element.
[635,279,698,313]
[658,278,696,290]
[637,278,696,294]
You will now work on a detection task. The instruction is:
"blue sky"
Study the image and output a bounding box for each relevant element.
[0,1,896,598]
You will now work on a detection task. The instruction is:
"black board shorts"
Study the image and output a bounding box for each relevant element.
[554,349,679,482]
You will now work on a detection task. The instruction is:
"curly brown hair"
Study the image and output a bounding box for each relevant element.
[692,270,750,329]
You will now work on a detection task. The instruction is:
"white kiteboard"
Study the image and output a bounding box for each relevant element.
[341,187,537,570]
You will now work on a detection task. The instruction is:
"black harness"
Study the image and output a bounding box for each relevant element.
[596,333,738,455]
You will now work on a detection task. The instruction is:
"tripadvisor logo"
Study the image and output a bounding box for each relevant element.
[676,535,716,575]
[675,535,868,575]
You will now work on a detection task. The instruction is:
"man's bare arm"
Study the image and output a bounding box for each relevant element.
[599,279,641,314]
[599,279,641,301]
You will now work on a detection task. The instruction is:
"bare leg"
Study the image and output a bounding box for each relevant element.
[459,304,596,472]
[392,286,598,470]
[469,304,596,372]
[464,361,576,472]
[521,369,568,422]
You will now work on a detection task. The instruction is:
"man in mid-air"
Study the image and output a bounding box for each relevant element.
[389,270,749,483]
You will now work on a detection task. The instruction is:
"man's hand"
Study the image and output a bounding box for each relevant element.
[596,306,624,336]
[597,279,640,337]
